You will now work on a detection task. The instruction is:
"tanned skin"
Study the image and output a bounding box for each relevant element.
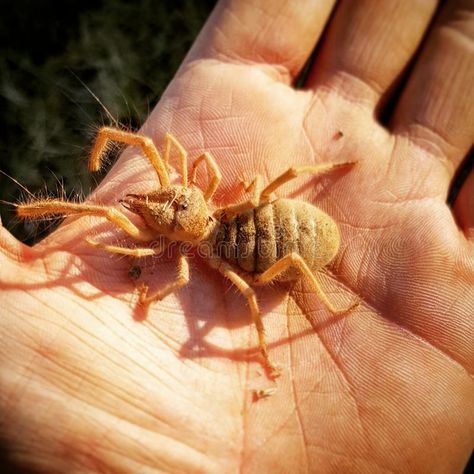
[1,1,473,472]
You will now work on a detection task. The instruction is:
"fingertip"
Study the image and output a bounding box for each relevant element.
[186,0,336,83]
[0,220,31,263]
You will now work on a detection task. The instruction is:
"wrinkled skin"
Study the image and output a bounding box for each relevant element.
[1,1,473,473]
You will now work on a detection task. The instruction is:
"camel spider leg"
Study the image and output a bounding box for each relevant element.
[85,238,165,257]
[254,252,359,314]
[217,175,264,219]
[16,200,155,242]
[89,127,170,187]
[190,152,222,202]
[164,133,188,187]
[207,256,280,378]
[139,252,189,304]
[260,162,356,202]
[216,162,356,218]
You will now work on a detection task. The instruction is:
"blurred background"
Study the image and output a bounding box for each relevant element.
[0,0,472,247]
[0,0,217,244]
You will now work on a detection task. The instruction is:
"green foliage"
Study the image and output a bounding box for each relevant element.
[0,0,216,243]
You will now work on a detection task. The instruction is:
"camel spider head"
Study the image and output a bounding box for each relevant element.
[120,185,211,242]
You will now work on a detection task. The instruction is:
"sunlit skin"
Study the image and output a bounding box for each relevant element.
[1,1,473,473]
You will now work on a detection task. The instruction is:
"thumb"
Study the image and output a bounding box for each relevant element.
[0,213,31,272]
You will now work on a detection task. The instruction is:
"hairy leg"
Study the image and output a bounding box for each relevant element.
[85,238,165,257]
[139,252,189,304]
[90,127,170,187]
[260,162,356,201]
[255,252,359,314]
[217,175,264,219]
[206,255,280,378]
[190,152,222,201]
[164,133,188,187]
[17,200,155,242]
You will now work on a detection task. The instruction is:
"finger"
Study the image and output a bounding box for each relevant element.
[0,218,31,285]
[0,214,26,261]
[453,159,474,240]
[306,0,437,108]
[185,0,336,83]
[392,0,474,173]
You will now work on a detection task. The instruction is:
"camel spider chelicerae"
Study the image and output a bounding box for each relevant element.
[17,127,358,377]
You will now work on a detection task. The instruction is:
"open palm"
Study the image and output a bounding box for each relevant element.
[1,1,473,472]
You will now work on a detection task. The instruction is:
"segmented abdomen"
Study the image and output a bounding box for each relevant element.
[213,198,339,279]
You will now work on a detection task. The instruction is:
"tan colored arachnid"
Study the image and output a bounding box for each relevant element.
[17,127,357,377]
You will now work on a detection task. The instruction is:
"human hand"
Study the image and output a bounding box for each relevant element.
[1,1,473,472]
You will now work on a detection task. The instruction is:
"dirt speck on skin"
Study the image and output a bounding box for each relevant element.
[252,387,277,402]
[128,265,142,281]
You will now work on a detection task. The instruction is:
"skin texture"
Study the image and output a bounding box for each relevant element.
[1,0,473,472]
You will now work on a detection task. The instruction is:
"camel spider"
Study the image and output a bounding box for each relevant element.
[17,127,358,377]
